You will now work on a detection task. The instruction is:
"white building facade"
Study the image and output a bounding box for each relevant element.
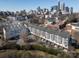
[27,24,70,50]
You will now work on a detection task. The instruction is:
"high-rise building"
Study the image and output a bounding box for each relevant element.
[65,7,69,12]
[70,7,73,14]
[58,1,60,10]
[37,6,41,12]
[53,6,58,11]
[51,6,53,11]
[71,7,73,14]
[60,3,65,11]
[51,1,73,14]
[51,6,58,12]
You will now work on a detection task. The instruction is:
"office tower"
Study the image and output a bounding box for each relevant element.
[44,8,47,12]
[70,7,73,14]
[63,3,65,10]
[65,7,69,12]
[71,7,73,14]
[51,6,58,11]
[51,6,54,11]
[60,2,65,11]
[37,6,41,12]
[54,6,58,11]
[58,1,60,10]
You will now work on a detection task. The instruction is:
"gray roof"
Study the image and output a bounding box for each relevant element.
[71,22,79,27]
[28,24,70,38]
[48,18,55,22]
[0,21,30,35]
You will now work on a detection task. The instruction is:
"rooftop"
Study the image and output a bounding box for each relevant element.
[28,24,70,38]
[0,21,30,35]
[71,22,79,27]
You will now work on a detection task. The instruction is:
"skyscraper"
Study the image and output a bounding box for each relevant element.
[70,7,73,14]
[60,2,65,11]
[71,7,73,13]
[51,6,58,11]
[65,7,69,12]
[58,1,60,10]
[37,6,41,12]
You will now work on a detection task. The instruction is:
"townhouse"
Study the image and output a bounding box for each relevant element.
[27,24,71,50]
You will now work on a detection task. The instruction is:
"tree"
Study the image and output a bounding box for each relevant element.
[16,29,28,46]
[67,14,78,23]
[0,38,7,47]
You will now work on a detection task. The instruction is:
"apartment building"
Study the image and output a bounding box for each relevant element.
[27,24,71,50]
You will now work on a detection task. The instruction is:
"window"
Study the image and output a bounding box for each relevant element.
[34,28,37,34]
[54,35,57,43]
[62,38,65,45]
[29,27,32,32]
[62,38,68,48]
[32,28,34,33]
[56,35,59,43]
[64,38,68,48]
[46,33,50,39]
[29,27,31,31]
[45,32,48,39]
[38,30,41,36]
[51,34,54,40]
[40,30,42,36]
[41,31,45,38]
[58,36,62,44]
[53,34,55,42]
[44,32,46,37]
[33,28,35,34]
[42,31,44,37]
[40,31,42,36]
[31,27,33,32]
[37,29,39,36]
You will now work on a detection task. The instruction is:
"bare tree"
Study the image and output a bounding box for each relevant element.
[17,29,28,46]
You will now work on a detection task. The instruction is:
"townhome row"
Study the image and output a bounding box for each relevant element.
[27,24,71,50]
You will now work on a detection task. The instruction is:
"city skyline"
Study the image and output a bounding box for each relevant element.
[0,0,79,12]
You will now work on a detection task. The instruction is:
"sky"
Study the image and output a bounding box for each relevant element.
[0,0,79,12]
